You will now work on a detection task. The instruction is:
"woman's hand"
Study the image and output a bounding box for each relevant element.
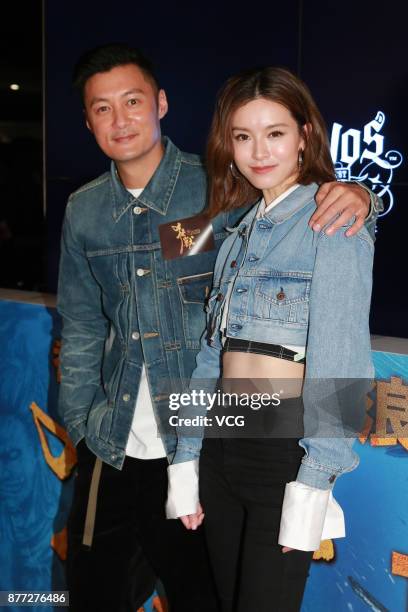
[179,502,205,530]
[282,546,295,553]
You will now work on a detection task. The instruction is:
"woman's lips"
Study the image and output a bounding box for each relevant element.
[250,165,277,174]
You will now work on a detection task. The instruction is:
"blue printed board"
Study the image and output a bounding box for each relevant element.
[0,298,407,611]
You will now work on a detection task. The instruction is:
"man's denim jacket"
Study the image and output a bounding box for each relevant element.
[172,183,375,491]
[57,137,244,469]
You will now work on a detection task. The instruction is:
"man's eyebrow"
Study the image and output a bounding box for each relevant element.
[232,123,289,130]
[89,89,146,106]
[121,88,145,97]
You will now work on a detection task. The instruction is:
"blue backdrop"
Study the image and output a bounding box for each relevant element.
[0,297,407,611]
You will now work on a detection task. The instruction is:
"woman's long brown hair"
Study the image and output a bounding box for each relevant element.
[206,67,335,217]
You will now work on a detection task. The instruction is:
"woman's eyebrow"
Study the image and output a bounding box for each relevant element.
[232,123,289,130]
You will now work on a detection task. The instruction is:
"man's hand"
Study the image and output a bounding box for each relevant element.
[282,546,294,553]
[310,182,370,237]
[180,502,205,530]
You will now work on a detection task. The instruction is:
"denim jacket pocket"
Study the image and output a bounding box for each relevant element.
[177,271,213,349]
[253,273,311,325]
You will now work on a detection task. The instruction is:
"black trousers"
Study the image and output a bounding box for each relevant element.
[200,437,314,612]
[66,441,218,612]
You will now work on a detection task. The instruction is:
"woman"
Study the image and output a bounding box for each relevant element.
[166,67,374,611]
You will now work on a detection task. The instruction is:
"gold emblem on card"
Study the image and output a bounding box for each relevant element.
[171,222,200,255]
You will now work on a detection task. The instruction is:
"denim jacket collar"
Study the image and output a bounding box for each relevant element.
[264,183,319,224]
[110,136,182,221]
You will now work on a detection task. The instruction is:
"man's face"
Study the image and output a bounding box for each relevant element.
[84,63,168,166]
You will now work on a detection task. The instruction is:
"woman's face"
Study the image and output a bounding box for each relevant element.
[231,97,306,202]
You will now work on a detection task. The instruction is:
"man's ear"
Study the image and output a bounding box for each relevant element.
[84,109,93,133]
[157,89,168,120]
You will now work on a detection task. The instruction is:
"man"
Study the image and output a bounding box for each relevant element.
[57,43,380,612]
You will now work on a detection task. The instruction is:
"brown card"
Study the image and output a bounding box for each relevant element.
[159,213,215,260]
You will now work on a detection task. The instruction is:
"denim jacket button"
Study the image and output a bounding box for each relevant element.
[131,331,140,341]
[133,206,143,215]
[277,291,286,301]
[122,393,131,402]
[230,260,237,268]
[328,474,336,483]
[136,268,149,277]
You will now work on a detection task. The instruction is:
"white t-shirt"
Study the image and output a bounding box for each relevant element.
[125,188,166,459]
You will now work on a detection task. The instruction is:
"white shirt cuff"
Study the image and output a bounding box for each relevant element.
[278,481,345,551]
[166,459,199,519]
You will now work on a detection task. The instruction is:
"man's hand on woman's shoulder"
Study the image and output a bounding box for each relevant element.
[310,181,370,237]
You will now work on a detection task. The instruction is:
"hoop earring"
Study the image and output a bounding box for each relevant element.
[229,161,241,179]
[298,149,304,168]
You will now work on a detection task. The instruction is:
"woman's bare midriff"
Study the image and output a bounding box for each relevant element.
[222,351,305,398]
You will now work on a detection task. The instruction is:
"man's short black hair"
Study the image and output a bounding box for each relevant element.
[73,43,159,100]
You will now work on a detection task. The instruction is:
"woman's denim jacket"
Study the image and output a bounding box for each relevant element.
[173,183,375,491]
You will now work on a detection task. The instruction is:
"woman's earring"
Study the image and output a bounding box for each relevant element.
[298,149,304,168]
[229,161,241,179]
